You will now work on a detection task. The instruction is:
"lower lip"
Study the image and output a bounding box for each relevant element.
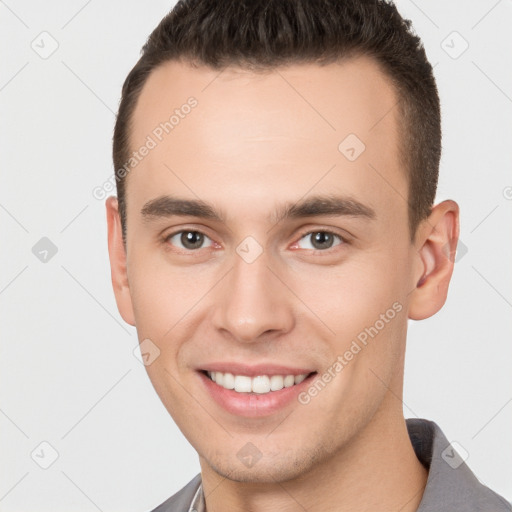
[198,371,317,417]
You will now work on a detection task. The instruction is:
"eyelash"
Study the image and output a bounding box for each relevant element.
[162,228,349,254]
[294,228,348,252]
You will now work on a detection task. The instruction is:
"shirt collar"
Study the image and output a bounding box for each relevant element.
[189,418,510,512]
[187,480,205,512]
[408,418,511,511]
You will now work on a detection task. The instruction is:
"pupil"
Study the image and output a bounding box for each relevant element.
[182,231,203,249]
[312,232,333,249]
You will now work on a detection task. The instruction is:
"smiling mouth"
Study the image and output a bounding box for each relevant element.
[201,370,317,395]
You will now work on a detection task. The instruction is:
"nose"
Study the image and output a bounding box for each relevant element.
[211,248,295,344]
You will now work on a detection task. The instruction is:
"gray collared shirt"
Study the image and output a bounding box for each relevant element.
[150,418,511,511]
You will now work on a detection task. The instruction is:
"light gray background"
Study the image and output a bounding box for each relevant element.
[1,1,511,510]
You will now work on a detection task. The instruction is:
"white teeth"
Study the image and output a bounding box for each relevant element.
[234,375,252,392]
[206,371,310,394]
[284,375,295,387]
[252,375,270,394]
[222,372,235,389]
[270,375,284,391]
[294,374,306,384]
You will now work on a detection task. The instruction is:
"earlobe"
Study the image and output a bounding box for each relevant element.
[106,196,136,326]
[408,200,460,320]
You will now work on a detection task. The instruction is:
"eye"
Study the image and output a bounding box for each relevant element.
[294,230,345,251]
[165,230,214,251]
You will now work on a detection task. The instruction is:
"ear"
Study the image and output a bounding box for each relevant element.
[408,200,460,321]
[106,196,136,326]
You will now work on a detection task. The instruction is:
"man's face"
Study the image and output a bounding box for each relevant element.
[113,57,422,482]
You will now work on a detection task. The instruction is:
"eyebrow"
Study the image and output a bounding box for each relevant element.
[140,194,376,224]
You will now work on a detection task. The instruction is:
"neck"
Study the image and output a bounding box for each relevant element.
[200,390,428,512]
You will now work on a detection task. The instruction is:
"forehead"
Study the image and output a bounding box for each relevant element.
[127,56,407,230]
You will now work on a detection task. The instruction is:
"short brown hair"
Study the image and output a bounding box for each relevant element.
[112,0,441,243]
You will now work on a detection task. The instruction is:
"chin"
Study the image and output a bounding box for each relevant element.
[205,448,323,484]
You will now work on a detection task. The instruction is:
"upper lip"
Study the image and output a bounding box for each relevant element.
[198,362,316,377]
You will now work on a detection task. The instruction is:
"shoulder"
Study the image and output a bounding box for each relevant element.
[148,473,202,512]
[407,418,512,512]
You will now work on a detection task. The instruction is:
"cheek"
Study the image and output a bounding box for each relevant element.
[127,253,222,381]
[127,249,207,336]
[292,258,404,331]
[289,256,408,386]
